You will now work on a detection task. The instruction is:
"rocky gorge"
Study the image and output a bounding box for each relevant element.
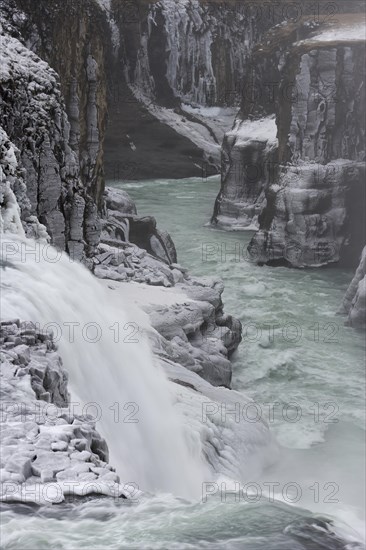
[0,0,365,544]
[0,0,249,502]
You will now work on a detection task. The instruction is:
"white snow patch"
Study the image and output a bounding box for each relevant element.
[0,183,25,237]
[228,115,278,145]
[297,21,366,45]
[129,87,238,163]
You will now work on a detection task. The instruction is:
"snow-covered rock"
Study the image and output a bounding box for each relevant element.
[0,320,134,504]
[212,116,278,230]
[248,32,365,267]
[101,186,177,265]
[0,23,100,258]
[96,186,242,387]
[0,127,48,241]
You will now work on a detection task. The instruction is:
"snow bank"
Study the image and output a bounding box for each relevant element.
[228,115,278,146]
[297,21,366,46]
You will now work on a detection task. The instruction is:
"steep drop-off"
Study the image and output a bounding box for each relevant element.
[248,20,366,269]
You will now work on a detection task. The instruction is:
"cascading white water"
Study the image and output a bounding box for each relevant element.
[0,233,207,498]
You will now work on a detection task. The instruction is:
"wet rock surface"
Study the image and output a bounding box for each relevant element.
[0,10,104,259]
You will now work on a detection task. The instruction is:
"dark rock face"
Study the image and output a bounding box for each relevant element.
[12,0,110,208]
[0,29,77,252]
[123,0,263,108]
[104,0,276,180]
[1,0,111,258]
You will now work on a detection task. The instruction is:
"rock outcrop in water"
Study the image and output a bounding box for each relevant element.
[248,20,366,268]
[213,15,366,270]
[212,116,278,230]
[102,187,177,265]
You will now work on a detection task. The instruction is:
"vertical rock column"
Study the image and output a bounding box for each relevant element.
[248,39,365,267]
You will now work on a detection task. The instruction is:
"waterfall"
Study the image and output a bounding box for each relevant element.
[0,233,207,498]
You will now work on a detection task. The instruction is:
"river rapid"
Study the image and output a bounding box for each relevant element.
[1,176,364,550]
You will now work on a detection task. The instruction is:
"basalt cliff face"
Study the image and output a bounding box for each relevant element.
[248,21,366,269]
[1,0,113,258]
[212,13,365,275]
[212,2,365,242]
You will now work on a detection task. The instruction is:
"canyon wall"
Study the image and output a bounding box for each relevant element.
[104,0,279,179]
[123,0,260,107]
[248,22,366,268]
[212,13,365,275]
[4,0,273,196]
[1,0,112,258]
